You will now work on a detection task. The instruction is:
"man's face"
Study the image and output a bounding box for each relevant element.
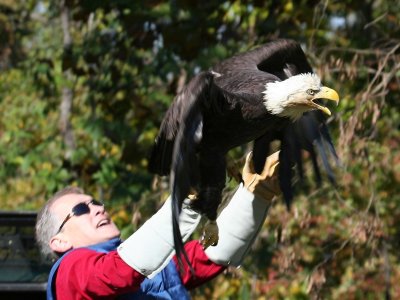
[51,193,120,249]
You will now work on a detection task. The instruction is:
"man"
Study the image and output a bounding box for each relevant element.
[35,151,280,299]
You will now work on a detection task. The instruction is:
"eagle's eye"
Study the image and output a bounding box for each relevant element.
[306,89,315,95]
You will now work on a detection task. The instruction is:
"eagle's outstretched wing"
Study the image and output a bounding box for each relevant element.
[148,71,215,270]
[213,39,313,83]
[278,111,339,207]
[148,85,192,176]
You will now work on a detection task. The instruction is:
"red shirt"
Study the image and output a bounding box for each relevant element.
[55,240,225,299]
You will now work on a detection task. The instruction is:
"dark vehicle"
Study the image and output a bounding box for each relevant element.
[0,211,51,299]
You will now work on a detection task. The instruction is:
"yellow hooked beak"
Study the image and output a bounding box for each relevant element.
[310,87,340,116]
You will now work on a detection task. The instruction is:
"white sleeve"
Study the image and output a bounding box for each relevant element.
[117,197,201,278]
[205,183,270,266]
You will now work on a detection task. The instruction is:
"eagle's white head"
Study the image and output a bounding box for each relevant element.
[263,73,339,121]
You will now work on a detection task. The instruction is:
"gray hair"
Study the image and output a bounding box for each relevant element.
[35,186,84,259]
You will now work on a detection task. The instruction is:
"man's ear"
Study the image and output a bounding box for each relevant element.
[50,234,73,253]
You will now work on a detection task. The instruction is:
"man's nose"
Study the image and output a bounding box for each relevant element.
[90,202,105,215]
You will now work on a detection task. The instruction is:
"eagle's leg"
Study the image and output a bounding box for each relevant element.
[189,151,226,248]
[189,186,224,249]
[201,220,219,248]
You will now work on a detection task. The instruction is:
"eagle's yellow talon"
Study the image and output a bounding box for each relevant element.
[201,220,219,249]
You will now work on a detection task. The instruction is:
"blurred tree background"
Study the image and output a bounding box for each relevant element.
[0,0,399,298]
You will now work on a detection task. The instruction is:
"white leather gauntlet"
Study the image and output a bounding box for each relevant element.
[205,183,270,266]
[117,197,200,278]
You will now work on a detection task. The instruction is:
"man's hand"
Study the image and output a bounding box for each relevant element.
[242,151,281,201]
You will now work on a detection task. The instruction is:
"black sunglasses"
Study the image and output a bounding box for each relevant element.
[57,199,104,233]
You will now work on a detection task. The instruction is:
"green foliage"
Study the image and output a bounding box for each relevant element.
[0,0,399,298]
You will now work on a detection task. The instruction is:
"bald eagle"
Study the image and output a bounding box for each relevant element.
[148,39,339,268]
